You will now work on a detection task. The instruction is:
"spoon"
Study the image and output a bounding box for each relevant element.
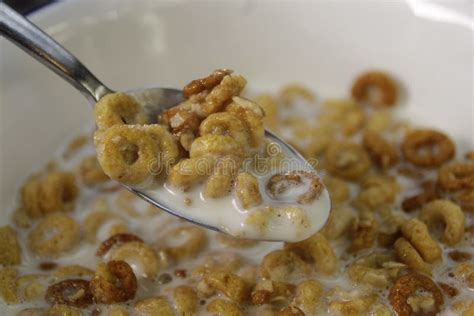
[0,4,331,238]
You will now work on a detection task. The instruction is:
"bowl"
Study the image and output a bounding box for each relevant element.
[0,0,472,313]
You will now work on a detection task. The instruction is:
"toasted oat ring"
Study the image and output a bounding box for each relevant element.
[190,134,244,158]
[108,241,160,278]
[201,74,247,115]
[161,226,208,261]
[96,233,144,256]
[362,130,400,168]
[266,171,323,204]
[183,69,232,98]
[89,260,137,304]
[95,125,156,185]
[394,238,431,275]
[351,71,397,107]
[437,162,474,191]
[45,279,93,308]
[168,156,216,189]
[419,199,464,245]
[455,188,474,212]
[28,213,81,257]
[401,219,441,263]
[389,272,444,316]
[401,129,455,168]
[325,141,371,180]
[199,112,250,147]
[235,172,262,209]
[94,92,146,130]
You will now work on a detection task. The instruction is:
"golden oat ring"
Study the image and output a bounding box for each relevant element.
[225,96,265,148]
[202,74,247,115]
[266,171,324,204]
[28,213,81,257]
[401,129,455,167]
[189,134,244,158]
[39,171,79,213]
[362,130,400,168]
[389,272,444,316]
[438,162,474,191]
[162,226,208,261]
[351,71,397,107]
[199,112,250,147]
[394,238,431,275]
[183,69,233,97]
[419,199,464,245]
[108,241,160,278]
[279,83,316,105]
[325,141,371,180]
[235,172,262,209]
[95,125,156,185]
[96,233,144,256]
[94,92,147,130]
[401,219,441,263]
[142,125,180,176]
[168,156,215,189]
[45,279,93,308]
[90,260,137,304]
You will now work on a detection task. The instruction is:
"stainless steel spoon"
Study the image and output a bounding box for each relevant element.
[0,3,330,237]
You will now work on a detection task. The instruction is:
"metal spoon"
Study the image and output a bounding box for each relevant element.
[0,3,330,237]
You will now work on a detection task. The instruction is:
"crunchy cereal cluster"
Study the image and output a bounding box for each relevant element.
[1,69,473,315]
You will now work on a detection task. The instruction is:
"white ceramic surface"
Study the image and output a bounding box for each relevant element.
[0,0,473,218]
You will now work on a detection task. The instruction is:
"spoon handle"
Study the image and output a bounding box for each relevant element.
[0,3,111,104]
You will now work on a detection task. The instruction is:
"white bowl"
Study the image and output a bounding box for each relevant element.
[0,0,472,215]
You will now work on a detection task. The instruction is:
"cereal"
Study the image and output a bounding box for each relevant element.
[53,265,94,280]
[46,304,83,316]
[183,69,233,97]
[328,288,378,316]
[362,130,400,168]
[260,250,310,282]
[203,155,241,198]
[419,199,465,245]
[201,74,247,115]
[168,156,215,189]
[285,233,337,275]
[173,285,198,314]
[437,162,474,191]
[17,274,46,302]
[0,226,21,266]
[20,171,78,218]
[45,279,93,308]
[106,305,130,316]
[320,206,354,239]
[323,176,350,205]
[255,93,278,130]
[389,272,444,316]
[95,124,179,185]
[82,210,125,243]
[400,219,442,263]
[401,180,440,212]
[347,216,378,253]
[251,280,296,305]
[161,226,208,261]
[94,92,146,130]
[455,188,474,212]
[134,297,174,316]
[96,233,144,256]
[204,271,250,303]
[225,96,265,148]
[90,261,137,304]
[353,175,400,211]
[293,280,322,314]
[279,83,315,105]
[16,308,47,316]
[266,171,324,204]
[78,155,109,185]
[401,129,455,168]
[325,141,371,180]
[394,237,431,275]
[351,70,397,107]
[28,213,81,257]
[348,252,404,287]
[200,112,251,147]
[207,298,245,316]
[235,172,262,209]
[0,267,19,304]
[108,241,160,278]
[63,134,89,160]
